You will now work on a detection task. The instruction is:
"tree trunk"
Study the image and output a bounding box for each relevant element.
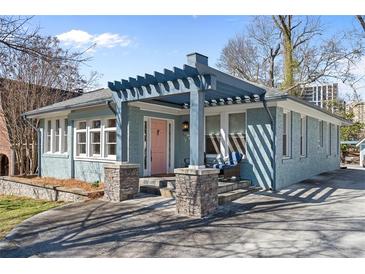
[282,26,294,90]
[269,49,275,87]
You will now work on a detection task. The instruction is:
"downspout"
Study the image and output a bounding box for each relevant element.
[22,115,42,177]
[261,95,276,191]
[106,100,117,115]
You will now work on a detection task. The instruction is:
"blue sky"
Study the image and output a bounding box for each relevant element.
[33,16,362,93]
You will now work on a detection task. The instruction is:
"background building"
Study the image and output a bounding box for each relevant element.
[351,102,365,124]
[302,83,340,113]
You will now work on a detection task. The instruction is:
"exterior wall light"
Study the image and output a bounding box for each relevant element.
[182,121,189,132]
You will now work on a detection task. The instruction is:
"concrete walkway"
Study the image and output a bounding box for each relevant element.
[1,168,365,257]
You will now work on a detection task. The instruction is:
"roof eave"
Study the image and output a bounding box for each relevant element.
[286,95,352,126]
[22,98,113,119]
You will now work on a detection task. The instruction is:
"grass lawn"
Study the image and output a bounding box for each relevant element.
[0,195,63,240]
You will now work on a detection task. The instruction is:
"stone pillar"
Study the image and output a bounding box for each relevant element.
[174,167,219,218]
[104,163,139,202]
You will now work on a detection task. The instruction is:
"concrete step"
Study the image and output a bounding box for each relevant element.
[139,177,175,188]
[218,187,260,205]
[217,180,250,194]
[139,185,161,195]
[140,179,256,202]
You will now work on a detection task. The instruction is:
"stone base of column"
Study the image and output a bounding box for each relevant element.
[104,163,139,202]
[174,167,219,218]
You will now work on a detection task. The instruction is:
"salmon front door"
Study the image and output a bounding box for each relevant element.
[151,119,167,175]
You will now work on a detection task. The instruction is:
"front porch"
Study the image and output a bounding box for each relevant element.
[106,52,270,217]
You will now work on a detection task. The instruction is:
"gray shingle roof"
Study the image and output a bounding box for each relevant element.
[22,85,350,125]
[23,88,112,117]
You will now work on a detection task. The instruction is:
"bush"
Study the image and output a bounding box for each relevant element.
[91,180,100,188]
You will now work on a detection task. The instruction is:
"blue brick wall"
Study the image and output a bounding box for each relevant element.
[274,107,340,190]
[241,107,275,189]
[39,103,340,187]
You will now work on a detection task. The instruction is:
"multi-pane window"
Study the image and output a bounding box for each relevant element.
[90,120,101,156]
[104,119,116,159]
[46,120,52,152]
[63,119,68,153]
[328,123,332,155]
[228,113,246,155]
[300,116,307,157]
[319,120,324,147]
[44,118,68,154]
[283,111,291,158]
[205,115,221,155]
[55,119,60,153]
[76,121,87,156]
[75,118,117,159]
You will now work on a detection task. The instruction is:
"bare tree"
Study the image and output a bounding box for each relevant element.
[272,16,322,90]
[0,16,88,65]
[248,16,281,87]
[0,22,99,175]
[218,16,281,87]
[356,15,365,32]
[219,16,364,96]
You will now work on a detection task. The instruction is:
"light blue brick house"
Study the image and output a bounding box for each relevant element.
[23,53,350,191]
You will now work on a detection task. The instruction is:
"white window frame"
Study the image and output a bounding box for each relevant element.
[104,118,117,160]
[300,115,307,157]
[62,119,68,153]
[204,114,222,157]
[54,119,61,153]
[74,117,118,161]
[44,117,68,155]
[89,120,102,158]
[227,111,247,156]
[319,120,324,148]
[45,120,53,153]
[75,120,87,157]
[203,110,247,160]
[282,109,292,159]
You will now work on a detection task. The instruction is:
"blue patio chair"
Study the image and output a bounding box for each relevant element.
[212,152,244,179]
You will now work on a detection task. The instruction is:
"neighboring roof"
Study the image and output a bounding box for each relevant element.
[23,88,112,117]
[342,140,359,145]
[356,138,365,146]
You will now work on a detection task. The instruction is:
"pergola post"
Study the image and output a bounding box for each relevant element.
[104,97,139,203]
[189,89,205,168]
[120,102,128,162]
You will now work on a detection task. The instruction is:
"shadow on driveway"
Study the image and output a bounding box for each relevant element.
[1,168,365,258]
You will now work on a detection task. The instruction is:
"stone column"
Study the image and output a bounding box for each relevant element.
[104,163,139,202]
[174,167,219,218]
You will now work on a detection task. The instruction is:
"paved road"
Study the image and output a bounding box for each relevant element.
[1,168,365,257]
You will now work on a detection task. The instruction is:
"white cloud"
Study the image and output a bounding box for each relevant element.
[56,29,93,46]
[92,32,131,48]
[56,29,132,49]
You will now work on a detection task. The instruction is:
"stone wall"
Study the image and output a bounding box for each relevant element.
[174,168,219,218]
[0,177,93,202]
[104,163,139,202]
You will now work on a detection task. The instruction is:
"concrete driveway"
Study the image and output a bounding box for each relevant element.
[1,168,365,258]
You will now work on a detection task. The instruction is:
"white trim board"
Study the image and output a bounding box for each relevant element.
[277,99,347,126]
